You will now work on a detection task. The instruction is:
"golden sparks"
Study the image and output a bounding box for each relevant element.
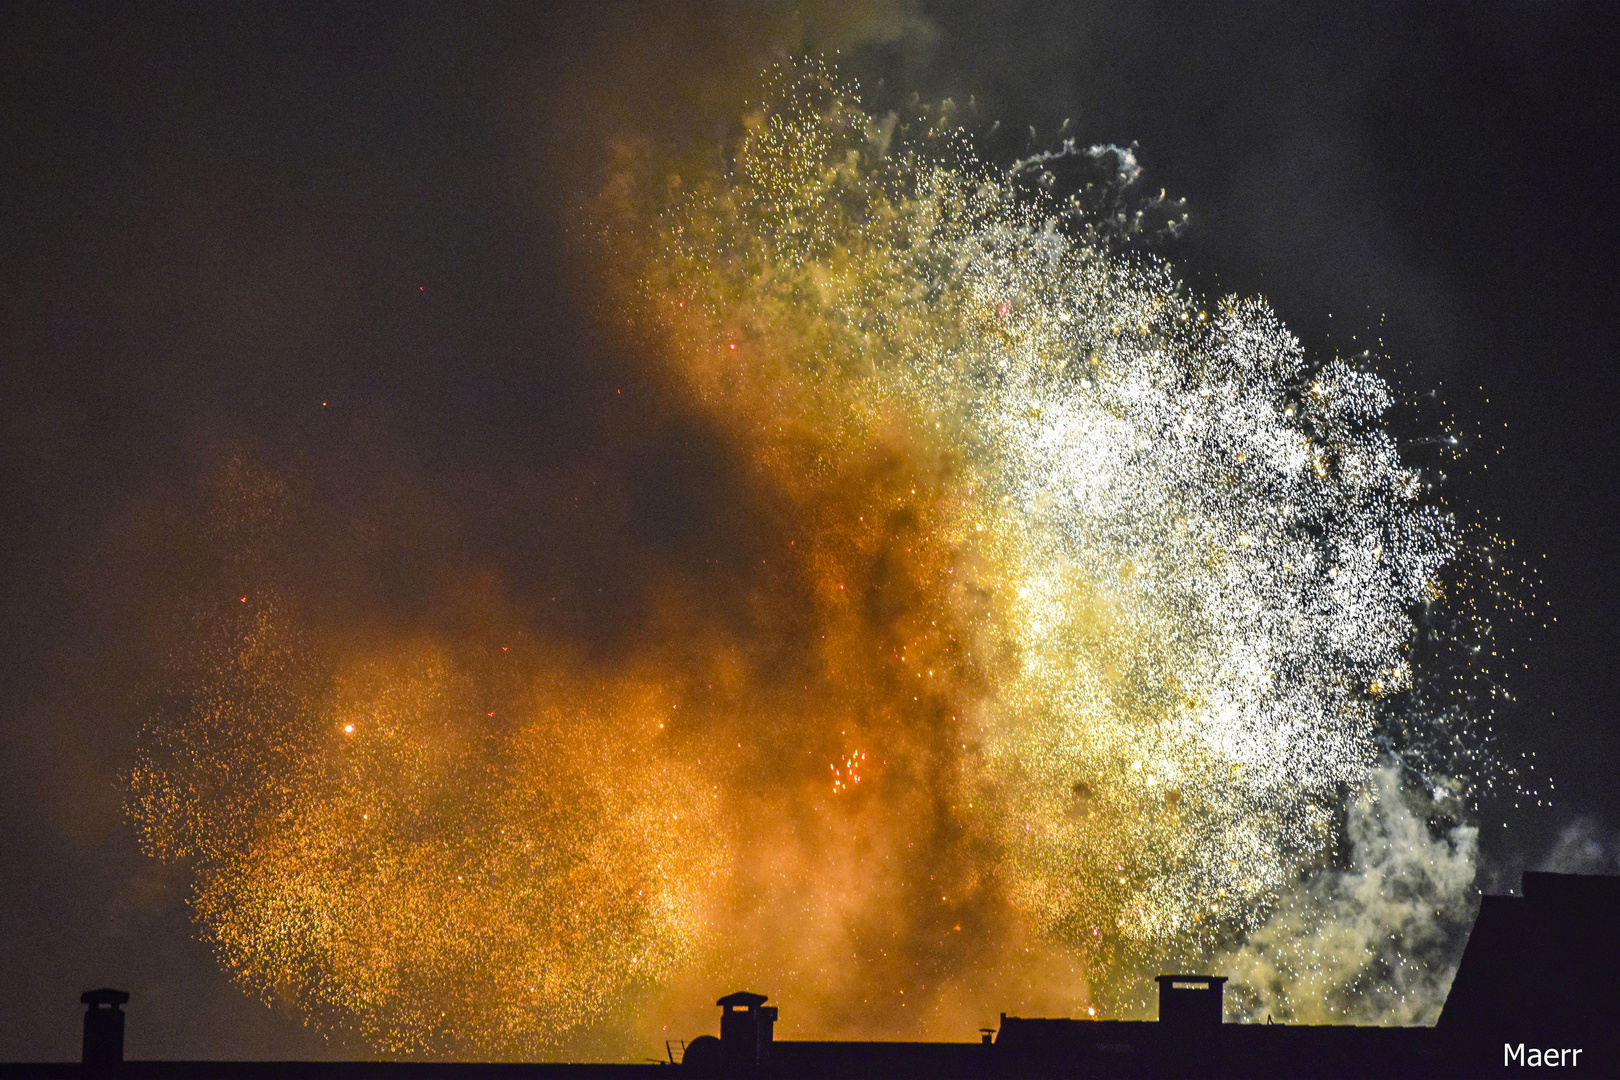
[128,61,1509,1055]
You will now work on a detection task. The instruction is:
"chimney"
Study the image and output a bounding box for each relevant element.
[716,991,777,1065]
[1156,975,1225,1078]
[80,989,129,1066]
[1155,975,1226,1027]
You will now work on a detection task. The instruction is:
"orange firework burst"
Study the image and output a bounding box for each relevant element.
[129,60,1506,1056]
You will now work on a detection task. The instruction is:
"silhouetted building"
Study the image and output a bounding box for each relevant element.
[995,976,1231,1078]
[5,872,1615,1078]
[1435,870,1620,1073]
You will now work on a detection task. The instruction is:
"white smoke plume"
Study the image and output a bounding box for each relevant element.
[1221,764,1478,1025]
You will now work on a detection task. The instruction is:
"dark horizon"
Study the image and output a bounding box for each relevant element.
[10,870,1619,1077]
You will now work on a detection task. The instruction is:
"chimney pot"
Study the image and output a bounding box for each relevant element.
[80,989,129,1066]
[716,991,774,1065]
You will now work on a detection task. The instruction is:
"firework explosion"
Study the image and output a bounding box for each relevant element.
[130,63,1498,1056]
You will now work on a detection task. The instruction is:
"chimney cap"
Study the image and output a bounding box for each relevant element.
[1155,975,1227,987]
[717,991,769,1008]
[80,989,129,1007]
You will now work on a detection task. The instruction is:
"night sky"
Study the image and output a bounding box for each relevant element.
[3,1,1617,1062]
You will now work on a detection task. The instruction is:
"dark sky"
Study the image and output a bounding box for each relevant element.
[2,0,1617,1062]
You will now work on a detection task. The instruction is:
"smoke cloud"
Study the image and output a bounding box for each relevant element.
[1221,764,1477,1025]
[1537,818,1620,876]
[124,61,1494,1057]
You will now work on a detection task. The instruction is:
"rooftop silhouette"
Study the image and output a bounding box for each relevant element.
[3,872,1614,1078]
